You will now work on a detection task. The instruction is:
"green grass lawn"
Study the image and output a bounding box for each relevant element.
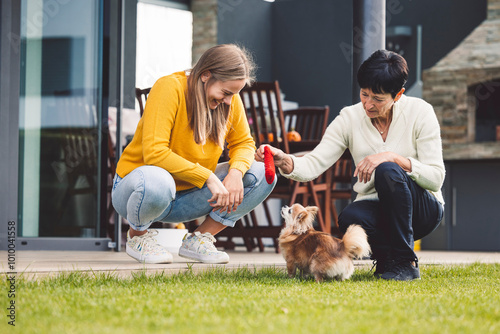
[1,263,499,334]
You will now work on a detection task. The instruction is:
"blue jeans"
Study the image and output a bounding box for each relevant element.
[338,162,444,261]
[111,161,276,231]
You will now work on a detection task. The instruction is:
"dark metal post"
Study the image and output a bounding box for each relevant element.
[98,0,110,243]
[0,0,21,250]
[352,0,386,104]
[113,0,125,251]
[349,0,386,203]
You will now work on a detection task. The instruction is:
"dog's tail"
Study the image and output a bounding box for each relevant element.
[341,225,371,260]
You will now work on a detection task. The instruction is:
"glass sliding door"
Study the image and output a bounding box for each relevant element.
[18,0,104,242]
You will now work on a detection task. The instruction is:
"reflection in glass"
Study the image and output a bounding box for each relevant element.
[18,0,100,238]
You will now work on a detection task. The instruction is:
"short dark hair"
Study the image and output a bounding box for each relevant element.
[357,50,408,98]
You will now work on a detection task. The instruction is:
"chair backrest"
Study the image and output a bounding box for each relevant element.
[333,150,354,186]
[283,106,330,154]
[284,106,330,139]
[107,133,116,176]
[239,81,290,154]
[135,87,151,116]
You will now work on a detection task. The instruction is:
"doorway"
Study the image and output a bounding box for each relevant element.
[135,1,193,93]
[16,0,109,250]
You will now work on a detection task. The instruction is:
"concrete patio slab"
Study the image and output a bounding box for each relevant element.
[1,250,499,280]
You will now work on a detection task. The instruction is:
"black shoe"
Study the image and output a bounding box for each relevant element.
[371,251,392,278]
[372,258,391,278]
[380,259,420,281]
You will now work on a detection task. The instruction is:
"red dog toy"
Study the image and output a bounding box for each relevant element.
[264,146,275,184]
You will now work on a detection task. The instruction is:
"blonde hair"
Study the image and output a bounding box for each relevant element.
[186,44,256,147]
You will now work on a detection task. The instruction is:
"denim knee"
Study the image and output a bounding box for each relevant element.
[246,160,268,186]
[338,206,360,234]
[338,200,380,238]
[112,166,176,230]
[247,161,277,204]
[136,166,175,206]
[208,161,275,227]
[374,162,405,194]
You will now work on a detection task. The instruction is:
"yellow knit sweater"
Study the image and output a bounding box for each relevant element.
[116,71,255,191]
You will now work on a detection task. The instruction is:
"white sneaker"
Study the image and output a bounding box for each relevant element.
[178,231,229,264]
[126,229,173,264]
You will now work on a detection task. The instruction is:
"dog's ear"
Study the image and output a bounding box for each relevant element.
[296,211,307,222]
[306,206,319,217]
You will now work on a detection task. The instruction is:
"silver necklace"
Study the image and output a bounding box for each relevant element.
[372,118,391,134]
[372,112,392,134]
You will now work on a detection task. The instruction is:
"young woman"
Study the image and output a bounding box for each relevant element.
[112,44,276,264]
[257,50,445,281]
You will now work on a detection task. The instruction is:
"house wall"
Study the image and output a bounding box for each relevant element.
[422,159,500,252]
[422,0,500,160]
[192,0,218,64]
[217,0,352,120]
[272,0,352,119]
[387,0,487,89]
[217,0,273,82]
[215,0,487,121]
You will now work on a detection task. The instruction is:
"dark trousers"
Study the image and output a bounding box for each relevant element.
[338,162,444,261]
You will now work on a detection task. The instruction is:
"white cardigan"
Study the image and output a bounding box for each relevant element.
[281,95,445,204]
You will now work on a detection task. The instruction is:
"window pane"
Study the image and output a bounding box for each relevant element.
[18,0,101,237]
[135,2,192,92]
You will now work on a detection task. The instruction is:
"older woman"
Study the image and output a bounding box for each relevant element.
[257,50,444,281]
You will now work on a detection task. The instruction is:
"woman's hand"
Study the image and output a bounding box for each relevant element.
[255,145,294,174]
[354,151,411,183]
[206,173,230,212]
[221,169,244,213]
[206,169,244,214]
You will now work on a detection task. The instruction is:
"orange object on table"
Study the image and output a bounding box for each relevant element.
[287,130,302,142]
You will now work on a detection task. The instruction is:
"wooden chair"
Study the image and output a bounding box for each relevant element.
[282,106,334,233]
[330,150,354,235]
[283,107,354,235]
[135,87,151,116]
[217,82,332,251]
[240,81,290,153]
[51,90,99,235]
[284,107,353,235]
[56,128,98,224]
[107,132,117,222]
[216,81,288,252]
[283,106,330,154]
